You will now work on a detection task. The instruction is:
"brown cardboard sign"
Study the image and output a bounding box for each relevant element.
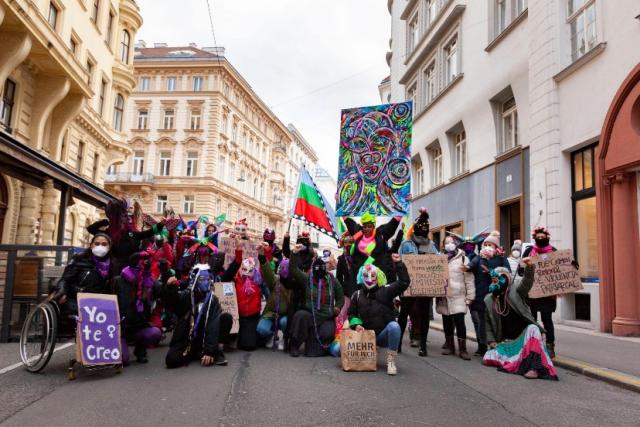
[528,249,583,298]
[404,254,449,297]
[340,329,377,372]
[214,282,240,334]
[217,237,259,268]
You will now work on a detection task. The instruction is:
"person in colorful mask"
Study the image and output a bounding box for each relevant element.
[437,235,475,360]
[163,244,237,369]
[285,244,344,357]
[50,233,115,320]
[233,255,263,351]
[146,228,174,280]
[232,218,250,240]
[256,243,291,350]
[262,228,283,268]
[348,254,410,375]
[336,233,357,298]
[465,231,511,356]
[483,261,559,380]
[398,208,438,356]
[115,252,162,364]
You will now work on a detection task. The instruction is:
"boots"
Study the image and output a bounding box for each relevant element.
[547,342,556,359]
[474,343,487,356]
[441,335,455,356]
[458,338,471,360]
[418,334,428,357]
[289,339,300,357]
[134,346,148,364]
[387,350,398,376]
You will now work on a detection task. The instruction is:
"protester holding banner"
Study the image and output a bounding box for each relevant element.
[437,236,475,360]
[348,254,410,375]
[482,262,558,381]
[466,232,511,356]
[398,208,438,357]
[286,245,344,357]
[257,244,291,350]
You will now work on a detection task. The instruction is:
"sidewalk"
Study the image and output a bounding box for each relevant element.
[431,315,640,392]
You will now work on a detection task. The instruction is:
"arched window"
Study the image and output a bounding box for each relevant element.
[120,30,130,63]
[113,93,124,131]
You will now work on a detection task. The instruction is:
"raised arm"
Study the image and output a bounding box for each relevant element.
[377,216,401,241]
[516,264,536,300]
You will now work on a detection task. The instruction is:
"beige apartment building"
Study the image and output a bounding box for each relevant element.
[106,43,308,240]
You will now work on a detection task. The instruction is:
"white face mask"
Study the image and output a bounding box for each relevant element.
[92,245,109,258]
[480,246,496,259]
[444,243,456,252]
[511,250,521,258]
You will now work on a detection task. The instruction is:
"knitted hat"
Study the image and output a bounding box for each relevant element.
[511,239,522,252]
[361,212,376,225]
[483,233,500,247]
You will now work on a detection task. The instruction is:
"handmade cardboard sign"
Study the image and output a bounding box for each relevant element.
[404,254,449,297]
[214,282,240,334]
[76,293,122,365]
[340,329,377,372]
[217,237,259,269]
[528,249,583,298]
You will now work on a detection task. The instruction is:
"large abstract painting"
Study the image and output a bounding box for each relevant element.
[336,102,412,216]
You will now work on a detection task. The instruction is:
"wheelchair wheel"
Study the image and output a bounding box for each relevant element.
[20,303,58,373]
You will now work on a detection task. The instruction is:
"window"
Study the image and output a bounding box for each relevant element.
[218,155,227,180]
[423,62,436,106]
[159,151,171,176]
[445,36,459,85]
[407,83,417,110]
[69,35,78,56]
[137,109,148,130]
[425,0,439,28]
[515,0,527,16]
[186,151,198,176]
[112,93,124,131]
[231,122,238,142]
[59,131,67,162]
[497,0,507,33]
[92,153,100,181]
[91,0,100,24]
[572,144,598,279]
[139,77,150,91]
[568,0,596,62]
[430,146,443,187]
[106,11,115,45]
[260,182,265,202]
[228,162,236,185]
[0,79,17,132]
[166,77,177,91]
[48,2,59,29]
[412,158,424,195]
[183,195,195,214]
[156,195,168,214]
[190,109,201,130]
[253,178,258,199]
[99,79,107,116]
[501,97,518,152]
[407,14,419,52]
[193,76,204,91]
[163,109,175,129]
[120,30,130,63]
[106,163,117,176]
[76,141,85,172]
[86,59,95,85]
[223,82,230,98]
[222,115,228,135]
[453,130,467,176]
[133,151,144,175]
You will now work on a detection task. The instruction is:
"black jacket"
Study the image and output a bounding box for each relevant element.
[51,254,113,302]
[520,245,559,313]
[467,255,512,311]
[88,219,157,273]
[345,217,401,282]
[348,262,410,335]
[336,254,357,298]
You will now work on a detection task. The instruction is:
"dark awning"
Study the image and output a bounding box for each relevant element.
[0,130,115,207]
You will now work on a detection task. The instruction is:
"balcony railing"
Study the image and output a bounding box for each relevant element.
[105,173,155,183]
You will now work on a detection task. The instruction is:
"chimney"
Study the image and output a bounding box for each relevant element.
[189,42,198,48]
[135,40,146,49]
[154,42,168,48]
[202,46,225,57]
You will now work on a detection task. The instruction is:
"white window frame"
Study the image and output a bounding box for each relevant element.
[407,82,417,111]
[156,195,168,214]
[444,35,459,85]
[407,13,419,53]
[166,76,177,91]
[48,2,59,29]
[132,151,145,175]
[567,0,597,63]
[159,151,171,176]
[425,0,439,30]
[139,77,150,91]
[193,76,204,92]
[431,146,443,187]
[413,159,424,195]
[163,109,175,130]
[228,162,236,185]
[186,151,198,177]
[183,195,195,214]
[423,61,437,106]
[501,98,518,153]
[218,155,226,181]
[190,109,201,130]
[137,109,148,130]
[454,130,467,176]
[112,93,124,131]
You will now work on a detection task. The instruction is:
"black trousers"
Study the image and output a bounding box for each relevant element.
[442,313,466,339]
[289,310,335,357]
[165,313,232,369]
[236,314,261,351]
[531,309,555,344]
[398,297,432,350]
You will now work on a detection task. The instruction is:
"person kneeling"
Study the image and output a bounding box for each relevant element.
[482,260,558,380]
[348,254,410,375]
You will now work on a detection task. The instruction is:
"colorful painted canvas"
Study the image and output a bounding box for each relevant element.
[336,102,412,216]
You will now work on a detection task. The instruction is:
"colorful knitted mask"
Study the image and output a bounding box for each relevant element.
[357,264,387,289]
[240,258,256,277]
[489,267,510,294]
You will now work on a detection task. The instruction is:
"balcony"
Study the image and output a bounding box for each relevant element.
[105,172,154,183]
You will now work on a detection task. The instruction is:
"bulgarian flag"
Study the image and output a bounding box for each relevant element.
[292,166,339,241]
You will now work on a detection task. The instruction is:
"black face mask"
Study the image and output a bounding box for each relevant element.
[535,238,550,247]
[312,259,326,277]
[155,239,165,247]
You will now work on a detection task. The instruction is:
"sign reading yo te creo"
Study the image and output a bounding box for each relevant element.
[77,293,122,365]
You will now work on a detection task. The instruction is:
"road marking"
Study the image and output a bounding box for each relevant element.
[0,342,74,375]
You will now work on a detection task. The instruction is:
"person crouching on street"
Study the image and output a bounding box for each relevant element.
[257,243,291,350]
[348,254,409,375]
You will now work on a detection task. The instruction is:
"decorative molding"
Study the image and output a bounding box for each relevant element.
[553,42,607,83]
[485,9,528,52]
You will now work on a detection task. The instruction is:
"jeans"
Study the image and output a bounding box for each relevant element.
[376,321,401,352]
[470,309,486,346]
[442,313,466,339]
[531,309,555,343]
[256,316,288,337]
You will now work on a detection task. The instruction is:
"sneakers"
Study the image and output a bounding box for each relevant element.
[387,350,398,376]
[277,331,285,351]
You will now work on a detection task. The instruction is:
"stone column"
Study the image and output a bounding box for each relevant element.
[610,173,640,336]
[15,184,42,244]
[40,180,60,245]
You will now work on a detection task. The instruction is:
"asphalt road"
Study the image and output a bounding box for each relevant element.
[1,334,639,427]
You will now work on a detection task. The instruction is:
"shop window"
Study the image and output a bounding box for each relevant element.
[572,144,599,280]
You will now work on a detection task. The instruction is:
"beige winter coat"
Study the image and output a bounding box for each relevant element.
[436,250,475,316]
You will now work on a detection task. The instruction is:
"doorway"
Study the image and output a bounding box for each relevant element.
[0,175,7,243]
[499,199,521,249]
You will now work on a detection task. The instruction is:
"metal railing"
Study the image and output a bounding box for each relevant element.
[0,245,82,342]
[105,172,155,183]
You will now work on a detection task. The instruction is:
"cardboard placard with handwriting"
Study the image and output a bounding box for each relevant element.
[404,254,449,297]
[340,329,377,372]
[217,237,259,268]
[214,282,240,334]
[528,249,583,299]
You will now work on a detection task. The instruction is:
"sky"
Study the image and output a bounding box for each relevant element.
[135,0,391,180]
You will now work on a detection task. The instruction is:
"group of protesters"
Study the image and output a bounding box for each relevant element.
[49,197,561,380]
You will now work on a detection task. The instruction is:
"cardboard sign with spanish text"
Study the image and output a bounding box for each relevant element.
[217,237,259,269]
[340,329,377,372]
[404,254,449,297]
[528,249,583,298]
[214,282,240,334]
[76,293,122,366]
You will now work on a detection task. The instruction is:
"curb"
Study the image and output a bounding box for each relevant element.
[429,322,640,393]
